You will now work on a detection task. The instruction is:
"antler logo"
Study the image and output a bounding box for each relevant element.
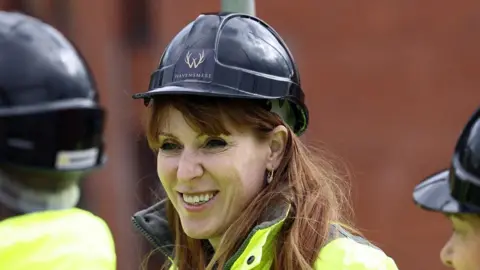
[185,50,205,68]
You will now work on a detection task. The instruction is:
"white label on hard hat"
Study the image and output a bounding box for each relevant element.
[55,148,99,170]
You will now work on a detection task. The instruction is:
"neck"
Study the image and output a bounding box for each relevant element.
[208,236,222,251]
[0,170,80,214]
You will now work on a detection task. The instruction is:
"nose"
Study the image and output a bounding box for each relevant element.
[177,149,203,182]
[440,237,454,268]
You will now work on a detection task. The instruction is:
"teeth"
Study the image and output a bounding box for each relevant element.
[182,193,216,205]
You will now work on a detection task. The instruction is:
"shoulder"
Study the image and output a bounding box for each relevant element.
[314,225,398,270]
[0,208,112,236]
[68,208,114,233]
[67,208,116,250]
[0,208,116,270]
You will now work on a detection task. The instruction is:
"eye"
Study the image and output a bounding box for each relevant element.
[159,141,182,151]
[204,138,227,148]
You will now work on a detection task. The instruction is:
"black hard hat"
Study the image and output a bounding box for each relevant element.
[0,12,106,172]
[132,12,309,135]
[413,107,480,213]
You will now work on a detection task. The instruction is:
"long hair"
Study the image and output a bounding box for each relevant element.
[145,95,354,270]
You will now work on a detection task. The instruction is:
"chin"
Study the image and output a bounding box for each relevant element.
[183,229,211,239]
[180,218,220,240]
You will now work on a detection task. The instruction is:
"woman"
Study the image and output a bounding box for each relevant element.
[413,107,480,270]
[132,12,398,269]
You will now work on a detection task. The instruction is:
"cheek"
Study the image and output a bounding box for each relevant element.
[231,153,267,198]
[239,163,265,192]
[207,149,266,195]
[156,156,178,188]
[451,236,480,268]
[470,238,480,265]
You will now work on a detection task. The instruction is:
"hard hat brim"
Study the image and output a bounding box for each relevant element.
[132,82,289,101]
[413,169,480,214]
[132,82,309,136]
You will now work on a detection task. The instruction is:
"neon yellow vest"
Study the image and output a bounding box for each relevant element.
[166,217,398,270]
[0,208,116,270]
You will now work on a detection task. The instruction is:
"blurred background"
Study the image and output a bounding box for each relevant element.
[1,0,479,269]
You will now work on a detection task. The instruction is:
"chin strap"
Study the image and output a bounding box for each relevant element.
[0,170,80,214]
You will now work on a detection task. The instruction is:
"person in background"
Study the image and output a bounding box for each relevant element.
[0,11,116,270]
[413,106,480,270]
[132,12,398,270]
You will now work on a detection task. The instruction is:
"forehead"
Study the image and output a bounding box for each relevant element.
[449,214,480,227]
[157,107,187,131]
[157,106,238,136]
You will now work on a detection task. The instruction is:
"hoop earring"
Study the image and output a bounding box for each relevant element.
[267,170,274,184]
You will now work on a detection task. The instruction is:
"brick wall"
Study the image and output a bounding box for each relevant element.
[2,1,480,269]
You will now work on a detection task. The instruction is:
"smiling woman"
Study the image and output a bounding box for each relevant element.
[149,96,289,248]
[132,12,398,270]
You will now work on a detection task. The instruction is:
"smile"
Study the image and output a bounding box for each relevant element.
[180,191,219,206]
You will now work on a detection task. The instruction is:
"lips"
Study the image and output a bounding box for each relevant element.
[180,191,219,205]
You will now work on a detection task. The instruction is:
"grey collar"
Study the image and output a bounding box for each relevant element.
[0,170,80,214]
[132,199,175,257]
[131,198,291,259]
[131,199,378,261]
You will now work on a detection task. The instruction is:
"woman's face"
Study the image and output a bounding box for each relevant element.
[440,214,480,270]
[156,107,286,247]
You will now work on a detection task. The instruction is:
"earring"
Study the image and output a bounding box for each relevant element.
[267,170,274,184]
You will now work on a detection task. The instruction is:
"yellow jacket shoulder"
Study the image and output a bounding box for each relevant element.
[314,237,398,270]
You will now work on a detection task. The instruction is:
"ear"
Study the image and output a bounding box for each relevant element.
[266,125,288,171]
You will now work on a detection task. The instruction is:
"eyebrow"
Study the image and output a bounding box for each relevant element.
[158,132,208,140]
[158,132,177,138]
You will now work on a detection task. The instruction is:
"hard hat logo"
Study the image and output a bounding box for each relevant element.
[185,50,205,68]
[172,49,214,82]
